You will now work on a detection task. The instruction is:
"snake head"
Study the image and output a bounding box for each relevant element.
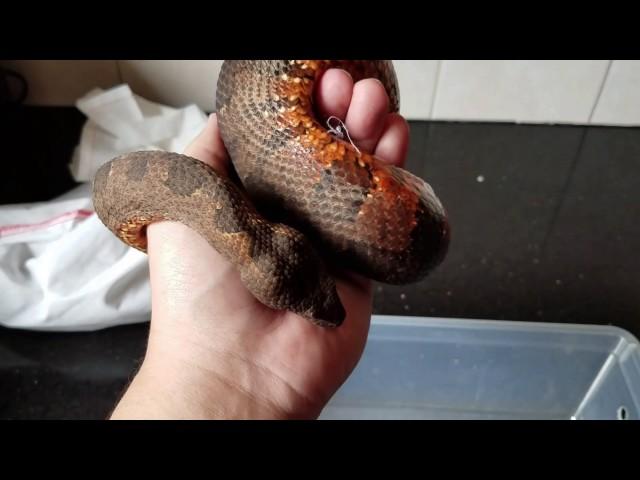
[238,223,346,327]
[296,270,346,328]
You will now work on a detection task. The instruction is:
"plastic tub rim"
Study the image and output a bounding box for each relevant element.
[370,314,640,345]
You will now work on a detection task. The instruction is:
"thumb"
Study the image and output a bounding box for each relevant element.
[184,113,230,177]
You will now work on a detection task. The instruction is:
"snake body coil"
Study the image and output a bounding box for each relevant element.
[92,60,450,328]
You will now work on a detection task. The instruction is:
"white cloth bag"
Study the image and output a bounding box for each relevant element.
[0,85,208,331]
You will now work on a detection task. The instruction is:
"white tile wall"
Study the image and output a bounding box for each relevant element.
[118,60,223,112]
[591,61,640,126]
[432,60,610,124]
[393,60,439,119]
[1,60,120,105]
[2,60,637,126]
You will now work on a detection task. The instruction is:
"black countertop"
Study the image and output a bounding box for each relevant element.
[1,106,639,419]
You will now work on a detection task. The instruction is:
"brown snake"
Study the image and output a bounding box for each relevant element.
[92,60,450,328]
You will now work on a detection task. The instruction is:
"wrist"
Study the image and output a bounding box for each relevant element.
[110,359,278,420]
[111,329,322,420]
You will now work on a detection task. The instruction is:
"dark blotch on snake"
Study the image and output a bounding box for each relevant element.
[165,157,208,196]
[126,154,149,181]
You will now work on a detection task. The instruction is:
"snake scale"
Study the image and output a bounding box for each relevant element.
[92,60,451,328]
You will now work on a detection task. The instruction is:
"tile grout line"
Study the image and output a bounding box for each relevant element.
[428,60,442,120]
[539,126,589,257]
[588,60,613,124]
[540,60,612,254]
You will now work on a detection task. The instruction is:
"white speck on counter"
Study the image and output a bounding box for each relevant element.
[376,285,383,293]
[400,293,406,300]
[403,304,410,311]
[476,175,485,183]
[555,279,563,286]
[446,290,452,296]
[481,257,488,265]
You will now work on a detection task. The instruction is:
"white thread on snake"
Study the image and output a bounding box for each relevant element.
[326,116,361,155]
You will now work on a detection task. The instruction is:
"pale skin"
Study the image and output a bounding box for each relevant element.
[110,69,410,419]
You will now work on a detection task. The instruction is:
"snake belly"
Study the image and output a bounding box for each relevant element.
[92,60,451,328]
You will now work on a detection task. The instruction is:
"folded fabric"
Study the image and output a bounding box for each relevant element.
[70,84,208,182]
[0,85,208,331]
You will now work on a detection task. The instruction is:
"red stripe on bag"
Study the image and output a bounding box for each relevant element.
[0,209,94,237]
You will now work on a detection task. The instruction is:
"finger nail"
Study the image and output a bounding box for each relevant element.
[339,69,353,82]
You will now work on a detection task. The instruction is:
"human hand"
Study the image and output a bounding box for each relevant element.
[110,69,410,419]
